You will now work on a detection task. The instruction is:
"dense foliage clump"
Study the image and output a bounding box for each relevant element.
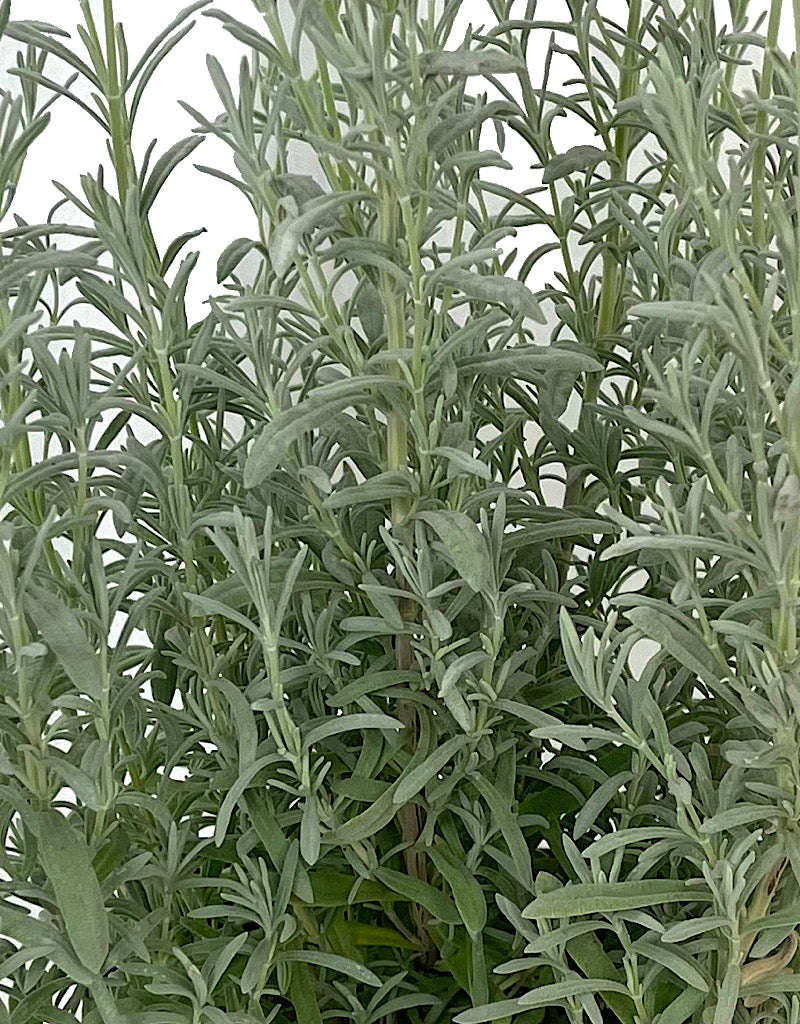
[1,1,800,1022]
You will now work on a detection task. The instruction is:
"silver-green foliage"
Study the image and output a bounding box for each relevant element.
[0,0,798,1023]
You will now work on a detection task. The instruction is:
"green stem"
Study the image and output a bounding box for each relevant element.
[793,0,800,364]
[102,0,131,203]
[9,610,48,802]
[558,0,641,575]
[371,2,437,960]
[750,0,782,301]
[90,976,127,1024]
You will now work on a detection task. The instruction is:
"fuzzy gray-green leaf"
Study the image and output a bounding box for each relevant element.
[713,963,740,1024]
[417,510,492,593]
[392,734,469,804]
[278,950,382,987]
[37,811,109,976]
[634,940,710,992]
[625,606,723,689]
[244,377,392,486]
[542,145,617,184]
[24,586,104,701]
[440,268,547,322]
[268,190,364,275]
[522,880,711,918]
[420,48,526,77]
[428,846,487,935]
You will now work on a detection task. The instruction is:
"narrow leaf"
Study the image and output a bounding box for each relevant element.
[243,377,391,486]
[628,300,731,326]
[300,794,320,865]
[713,963,740,1024]
[420,48,526,77]
[699,804,778,834]
[517,977,632,1008]
[459,345,601,377]
[661,917,730,942]
[567,932,637,1024]
[25,586,104,701]
[432,446,492,481]
[626,606,723,689]
[302,713,403,751]
[269,190,363,275]
[573,772,634,840]
[417,510,492,593]
[658,989,706,1024]
[634,940,709,992]
[440,268,546,322]
[374,867,462,925]
[392,734,469,804]
[216,237,255,282]
[215,755,279,847]
[278,950,381,987]
[471,773,533,890]
[523,880,711,918]
[185,593,259,635]
[542,145,616,184]
[141,134,204,214]
[428,846,487,935]
[37,810,109,975]
[289,961,323,1024]
[453,998,524,1023]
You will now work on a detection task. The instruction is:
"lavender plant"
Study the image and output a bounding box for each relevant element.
[0,1,798,1023]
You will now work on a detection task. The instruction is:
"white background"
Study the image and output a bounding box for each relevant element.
[1,0,796,318]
